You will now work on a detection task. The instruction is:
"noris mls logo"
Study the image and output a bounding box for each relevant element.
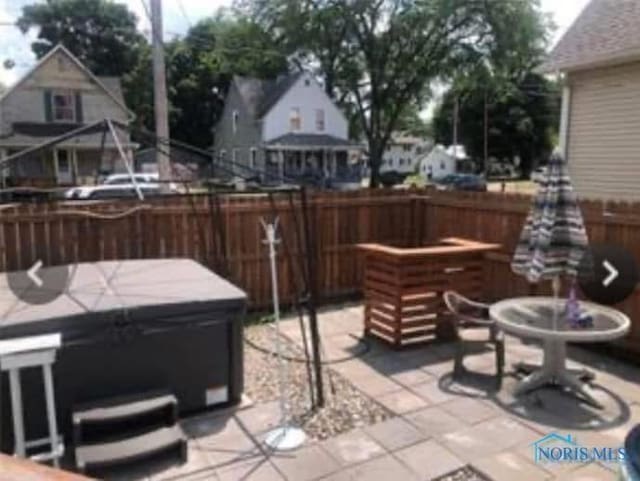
[531,432,626,465]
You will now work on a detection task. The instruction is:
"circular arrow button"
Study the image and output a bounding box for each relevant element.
[578,244,638,305]
[7,261,69,305]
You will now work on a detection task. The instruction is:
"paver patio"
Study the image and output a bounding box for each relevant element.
[109,303,638,480]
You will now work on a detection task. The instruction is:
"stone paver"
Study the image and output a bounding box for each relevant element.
[321,429,386,466]
[344,454,420,481]
[472,451,551,481]
[376,388,430,414]
[363,417,426,452]
[270,444,341,481]
[553,462,617,480]
[409,380,458,405]
[442,416,540,462]
[440,397,499,424]
[216,458,285,481]
[405,406,468,437]
[394,439,464,481]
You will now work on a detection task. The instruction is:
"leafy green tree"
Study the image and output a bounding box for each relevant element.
[166,14,288,147]
[432,73,560,175]
[17,0,146,76]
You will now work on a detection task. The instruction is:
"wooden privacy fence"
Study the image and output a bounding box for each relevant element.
[0,190,414,308]
[2,188,640,356]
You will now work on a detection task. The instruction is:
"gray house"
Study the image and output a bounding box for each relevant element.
[213,72,362,184]
[0,44,135,187]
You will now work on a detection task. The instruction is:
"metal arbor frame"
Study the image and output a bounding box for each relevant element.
[0,118,327,408]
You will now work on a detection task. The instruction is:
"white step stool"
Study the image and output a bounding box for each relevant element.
[0,333,64,467]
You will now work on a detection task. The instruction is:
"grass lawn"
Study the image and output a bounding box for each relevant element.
[487,180,537,195]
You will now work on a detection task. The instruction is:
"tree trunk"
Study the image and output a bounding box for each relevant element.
[368,141,383,188]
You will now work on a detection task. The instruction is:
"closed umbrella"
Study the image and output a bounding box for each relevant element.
[511,151,588,320]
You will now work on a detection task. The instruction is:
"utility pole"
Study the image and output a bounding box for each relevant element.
[150,0,171,191]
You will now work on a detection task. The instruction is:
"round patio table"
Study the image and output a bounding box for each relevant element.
[490,297,630,408]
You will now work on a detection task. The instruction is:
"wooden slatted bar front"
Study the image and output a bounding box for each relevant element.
[358,238,500,348]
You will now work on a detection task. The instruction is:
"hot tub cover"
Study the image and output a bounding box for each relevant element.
[0,259,247,339]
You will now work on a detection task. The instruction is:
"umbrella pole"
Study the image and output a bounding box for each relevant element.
[552,276,561,330]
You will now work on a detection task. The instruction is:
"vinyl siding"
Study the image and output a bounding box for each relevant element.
[567,61,640,200]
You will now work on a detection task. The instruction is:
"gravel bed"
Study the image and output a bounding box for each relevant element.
[244,323,391,440]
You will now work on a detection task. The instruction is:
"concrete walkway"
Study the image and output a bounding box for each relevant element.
[119,303,639,481]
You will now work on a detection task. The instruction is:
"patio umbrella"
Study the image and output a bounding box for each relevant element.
[511,150,588,304]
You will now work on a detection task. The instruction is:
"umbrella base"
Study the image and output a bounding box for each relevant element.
[513,340,602,409]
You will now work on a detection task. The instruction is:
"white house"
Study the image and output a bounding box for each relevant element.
[379,134,431,174]
[418,144,458,180]
[213,72,362,184]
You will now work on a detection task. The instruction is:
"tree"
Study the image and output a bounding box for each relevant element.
[17,0,146,77]
[165,14,289,147]
[432,73,560,175]
[432,0,556,175]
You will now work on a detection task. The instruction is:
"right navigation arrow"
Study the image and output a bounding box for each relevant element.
[602,260,618,287]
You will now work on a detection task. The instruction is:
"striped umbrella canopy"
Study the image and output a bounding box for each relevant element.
[511,151,588,283]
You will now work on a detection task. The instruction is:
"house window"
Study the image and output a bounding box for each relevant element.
[250,148,257,169]
[52,90,75,122]
[315,109,325,132]
[403,144,411,152]
[57,57,67,72]
[289,107,301,131]
[232,110,239,134]
[219,150,226,163]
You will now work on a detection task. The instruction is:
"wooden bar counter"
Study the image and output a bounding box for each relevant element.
[358,238,500,347]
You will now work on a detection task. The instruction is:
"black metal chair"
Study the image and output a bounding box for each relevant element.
[443,290,505,389]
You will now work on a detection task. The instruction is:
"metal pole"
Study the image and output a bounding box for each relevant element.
[150,0,172,192]
[261,218,306,450]
[299,187,325,407]
[106,120,144,200]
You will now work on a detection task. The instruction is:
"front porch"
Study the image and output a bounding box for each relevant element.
[263,134,363,186]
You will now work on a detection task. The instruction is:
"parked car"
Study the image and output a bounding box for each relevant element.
[65,173,177,199]
[102,173,159,185]
[65,183,163,200]
[435,174,487,191]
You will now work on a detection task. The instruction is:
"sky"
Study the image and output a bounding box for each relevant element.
[0,0,591,88]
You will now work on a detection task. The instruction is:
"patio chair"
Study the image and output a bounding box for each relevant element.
[443,290,505,389]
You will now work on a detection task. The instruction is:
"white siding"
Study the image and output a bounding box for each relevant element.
[567,62,640,201]
[262,74,348,141]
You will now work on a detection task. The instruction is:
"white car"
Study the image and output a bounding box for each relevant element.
[65,183,162,200]
[65,173,177,199]
[102,173,159,185]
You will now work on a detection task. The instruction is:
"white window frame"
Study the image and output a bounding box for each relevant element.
[232,110,239,134]
[232,149,238,164]
[289,107,301,132]
[51,90,75,123]
[315,109,325,132]
[250,148,257,169]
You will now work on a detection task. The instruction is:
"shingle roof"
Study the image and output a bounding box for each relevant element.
[233,72,303,119]
[265,133,359,148]
[542,0,640,72]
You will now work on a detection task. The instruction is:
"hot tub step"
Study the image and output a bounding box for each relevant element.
[73,392,177,427]
[75,425,186,473]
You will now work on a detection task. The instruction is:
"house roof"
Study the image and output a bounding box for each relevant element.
[265,133,360,149]
[542,0,640,72]
[233,72,303,119]
[0,44,133,118]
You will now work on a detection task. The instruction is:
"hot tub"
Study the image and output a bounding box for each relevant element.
[0,259,246,452]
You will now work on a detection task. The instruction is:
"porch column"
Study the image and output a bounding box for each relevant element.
[331,150,337,177]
